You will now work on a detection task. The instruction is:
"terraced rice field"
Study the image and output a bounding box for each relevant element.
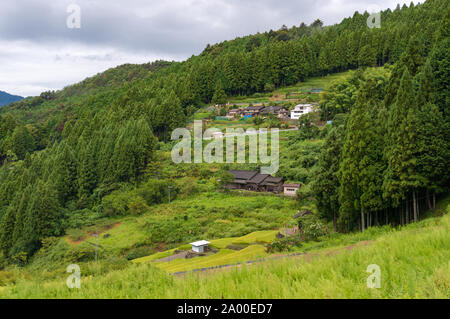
[132,230,278,272]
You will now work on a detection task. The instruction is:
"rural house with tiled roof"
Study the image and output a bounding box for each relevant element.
[225,170,284,193]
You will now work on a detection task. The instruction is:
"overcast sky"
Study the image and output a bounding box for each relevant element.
[0,0,421,97]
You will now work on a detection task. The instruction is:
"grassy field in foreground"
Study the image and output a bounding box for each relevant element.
[1,211,448,299]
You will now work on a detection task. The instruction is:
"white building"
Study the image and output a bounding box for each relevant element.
[190,240,210,253]
[212,131,224,139]
[291,104,314,120]
[283,184,300,197]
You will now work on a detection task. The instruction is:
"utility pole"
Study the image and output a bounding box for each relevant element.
[85,236,103,262]
[94,233,98,262]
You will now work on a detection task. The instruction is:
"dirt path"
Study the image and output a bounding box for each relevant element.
[173,240,374,277]
[65,222,121,246]
[155,251,190,263]
[202,128,299,140]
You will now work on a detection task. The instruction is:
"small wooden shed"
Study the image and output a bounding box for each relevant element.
[283,184,300,196]
[190,240,210,253]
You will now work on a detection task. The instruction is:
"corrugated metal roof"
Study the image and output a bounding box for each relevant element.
[264,176,283,183]
[190,240,210,247]
[245,106,265,111]
[228,170,259,180]
[227,170,284,186]
[284,184,300,188]
[248,174,269,184]
[260,106,287,114]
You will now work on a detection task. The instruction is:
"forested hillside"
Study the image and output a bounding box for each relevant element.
[0,0,448,265]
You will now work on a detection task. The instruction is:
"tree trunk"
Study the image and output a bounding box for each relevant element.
[433,192,436,211]
[400,205,403,226]
[333,212,337,232]
[406,198,409,224]
[361,208,365,232]
[426,190,432,211]
[367,211,369,229]
[385,209,388,225]
[375,211,378,226]
[413,191,418,223]
[417,193,420,220]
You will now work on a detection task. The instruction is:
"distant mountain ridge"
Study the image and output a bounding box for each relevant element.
[0,90,23,107]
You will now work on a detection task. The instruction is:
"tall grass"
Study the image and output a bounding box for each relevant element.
[2,214,448,299]
[157,245,266,273]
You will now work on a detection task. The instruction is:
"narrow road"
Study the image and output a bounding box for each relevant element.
[172,252,306,277]
[172,240,374,277]
[203,128,298,140]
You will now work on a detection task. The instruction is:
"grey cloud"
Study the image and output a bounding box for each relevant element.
[1,0,417,56]
[0,0,420,96]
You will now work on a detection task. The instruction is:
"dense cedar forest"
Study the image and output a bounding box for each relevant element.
[0,0,448,264]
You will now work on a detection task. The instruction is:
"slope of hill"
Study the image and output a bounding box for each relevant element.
[1,200,448,298]
[0,91,23,107]
[0,0,448,292]
[0,60,173,123]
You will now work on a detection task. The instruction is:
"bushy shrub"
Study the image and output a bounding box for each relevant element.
[0,254,7,270]
[101,192,129,217]
[300,154,318,168]
[63,209,99,229]
[294,169,310,184]
[66,229,85,242]
[0,270,20,286]
[297,112,320,141]
[264,118,282,128]
[176,177,199,197]
[124,246,154,260]
[139,179,174,205]
[199,168,213,179]
[127,196,149,215]
[64,244,96,263]
[296,184,313,203]
[299,215,329,241]
[264,83,275,92]
[268,201,283,210]
[10,252,28,267]
[230,207,245,218]
[253,116,264,125]
[30,238,70,270]
[266,236,302,253]
[319,124,331,138]
[101,190,150,217]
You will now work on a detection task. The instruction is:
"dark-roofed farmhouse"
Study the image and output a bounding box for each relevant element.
[260,106,289,119]
[242,105,265,118]
[225,170,284,193]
